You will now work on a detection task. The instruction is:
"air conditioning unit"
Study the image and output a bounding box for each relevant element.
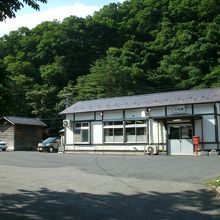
[63,120,72,128]
[147,145,158,155]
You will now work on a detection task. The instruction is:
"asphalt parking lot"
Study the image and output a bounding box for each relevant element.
[0,152,219,220]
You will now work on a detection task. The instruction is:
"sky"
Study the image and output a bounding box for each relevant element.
[0,0,125,37]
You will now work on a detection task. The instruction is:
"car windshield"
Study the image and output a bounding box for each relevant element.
[42,137,58,144]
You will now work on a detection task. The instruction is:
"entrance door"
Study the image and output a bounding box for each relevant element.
[168,124,193,155]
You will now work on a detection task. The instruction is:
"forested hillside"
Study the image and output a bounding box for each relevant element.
[0,0,219,124]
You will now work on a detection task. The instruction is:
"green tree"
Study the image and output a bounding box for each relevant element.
[0,0,47,21]
[1,0,220,119]
[40,56,67,88]
[26,84,58,118]
[74,55,136,101]
[0,60,11,116]
[3,55,35,115]
[57,81,77,112]
[202,66,220,88]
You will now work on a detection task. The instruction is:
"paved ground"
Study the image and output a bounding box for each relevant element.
[0,152,219,220]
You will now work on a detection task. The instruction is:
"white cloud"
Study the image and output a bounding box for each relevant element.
[0,3,101,36]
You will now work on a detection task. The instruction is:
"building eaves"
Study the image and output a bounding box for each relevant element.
[4,116,47,127]
[59,88,220,114]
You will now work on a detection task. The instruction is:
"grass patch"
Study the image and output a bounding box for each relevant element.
[207,176,220,188]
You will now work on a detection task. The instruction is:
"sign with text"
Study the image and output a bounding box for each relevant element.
[172,105,186,114]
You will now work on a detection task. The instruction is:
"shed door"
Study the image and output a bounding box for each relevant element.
[168,124,193,155]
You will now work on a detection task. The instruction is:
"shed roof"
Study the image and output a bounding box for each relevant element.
[60,88,220,114]
[2,116,47,127]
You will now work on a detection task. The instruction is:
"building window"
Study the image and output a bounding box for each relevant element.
[125,120,147,143]
[104,128,113,142]
[74,122,89,143]
[126,127,135,142]
[103,120,147,143]
[104,121,123,143]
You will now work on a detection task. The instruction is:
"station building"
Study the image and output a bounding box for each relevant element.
[60,88,220,155]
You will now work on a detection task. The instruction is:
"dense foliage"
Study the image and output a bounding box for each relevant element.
[0,0,219,127]
[0,0,47,21]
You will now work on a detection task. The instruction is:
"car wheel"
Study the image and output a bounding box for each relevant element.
[2,149,6,151]
[49,147,54,153]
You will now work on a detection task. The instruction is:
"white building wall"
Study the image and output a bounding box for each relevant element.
[152,121,159,144]
[162,124,167,146]
[73,144,147,151]
[149,120,158,144]
[96,112,102,120]
[194,104,214,114]
[103,110,123,120]
[66,114,73,121]
[202,115,215,142]
[65,145,75,151]
[216,103,220,142]
[149,121,165,146]
[125,108,146,119]
[75,112,94,121]
[218,116,220,142]
[194,119,202,139]
[216,103,220,114]
[159,122,166,143]
[65,127,74,145]
[92,121,103,144]
[149,107,165,117]
[65,114,74,145]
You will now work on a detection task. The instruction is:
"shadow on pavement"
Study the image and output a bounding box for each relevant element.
[0,188,219,220]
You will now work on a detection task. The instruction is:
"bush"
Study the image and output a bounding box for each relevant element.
[207,176,220,188]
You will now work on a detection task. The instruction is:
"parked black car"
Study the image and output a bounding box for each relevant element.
[37,137,60,153]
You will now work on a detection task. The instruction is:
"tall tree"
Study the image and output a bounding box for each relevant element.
[73,55,137,101]
[0,60,10,116]
[1,0,220,119]
[0,0,47,21]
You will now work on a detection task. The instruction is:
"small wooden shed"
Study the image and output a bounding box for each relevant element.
[0,116,47,151]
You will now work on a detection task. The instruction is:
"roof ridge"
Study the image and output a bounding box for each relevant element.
[3,116,47,127]
[75,88,218,103]
[60,87,220,114]
[7,116,41,119]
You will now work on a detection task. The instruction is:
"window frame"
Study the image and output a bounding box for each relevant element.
[125,120,147,143]
[103,121,124,143]
[73,122,90,144]
[103,120,148,144]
